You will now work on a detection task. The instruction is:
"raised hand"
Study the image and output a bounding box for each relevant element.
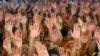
[45,17,54,30]
[81,2,90,14]
[29,23,41,40]
[58,47,68,56]
[50,13,57,25]
[71,23,81,40]
[78,18,91,44]
[4,19,13,32]
[94,27,100,50]
[70,23,81,56]
[78,9,85,17]
[86,21,95,32]
[49,28,62,43]
[93,3,100,15]
[12,29,22,56]
[71,1,78,15]
[32,5,42,24]
[5,13,15,23]
[33,14,42,24]
[21,15,27,24]
[34,41,49,56]
[51,3,57,9]
[16,12,22,21]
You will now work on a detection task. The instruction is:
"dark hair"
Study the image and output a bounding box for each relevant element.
[48,48,59,56]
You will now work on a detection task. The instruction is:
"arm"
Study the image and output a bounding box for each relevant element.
[28,23,41,56]
[3,18,14,56]
[34,41,49,56]
[45,17,62,43]
[21,15,27,41]
[70,23,81,56]
[71,39,80,56]
[3,38,12,56]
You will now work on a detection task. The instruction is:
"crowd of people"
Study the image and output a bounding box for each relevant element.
[0,0,100,56]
